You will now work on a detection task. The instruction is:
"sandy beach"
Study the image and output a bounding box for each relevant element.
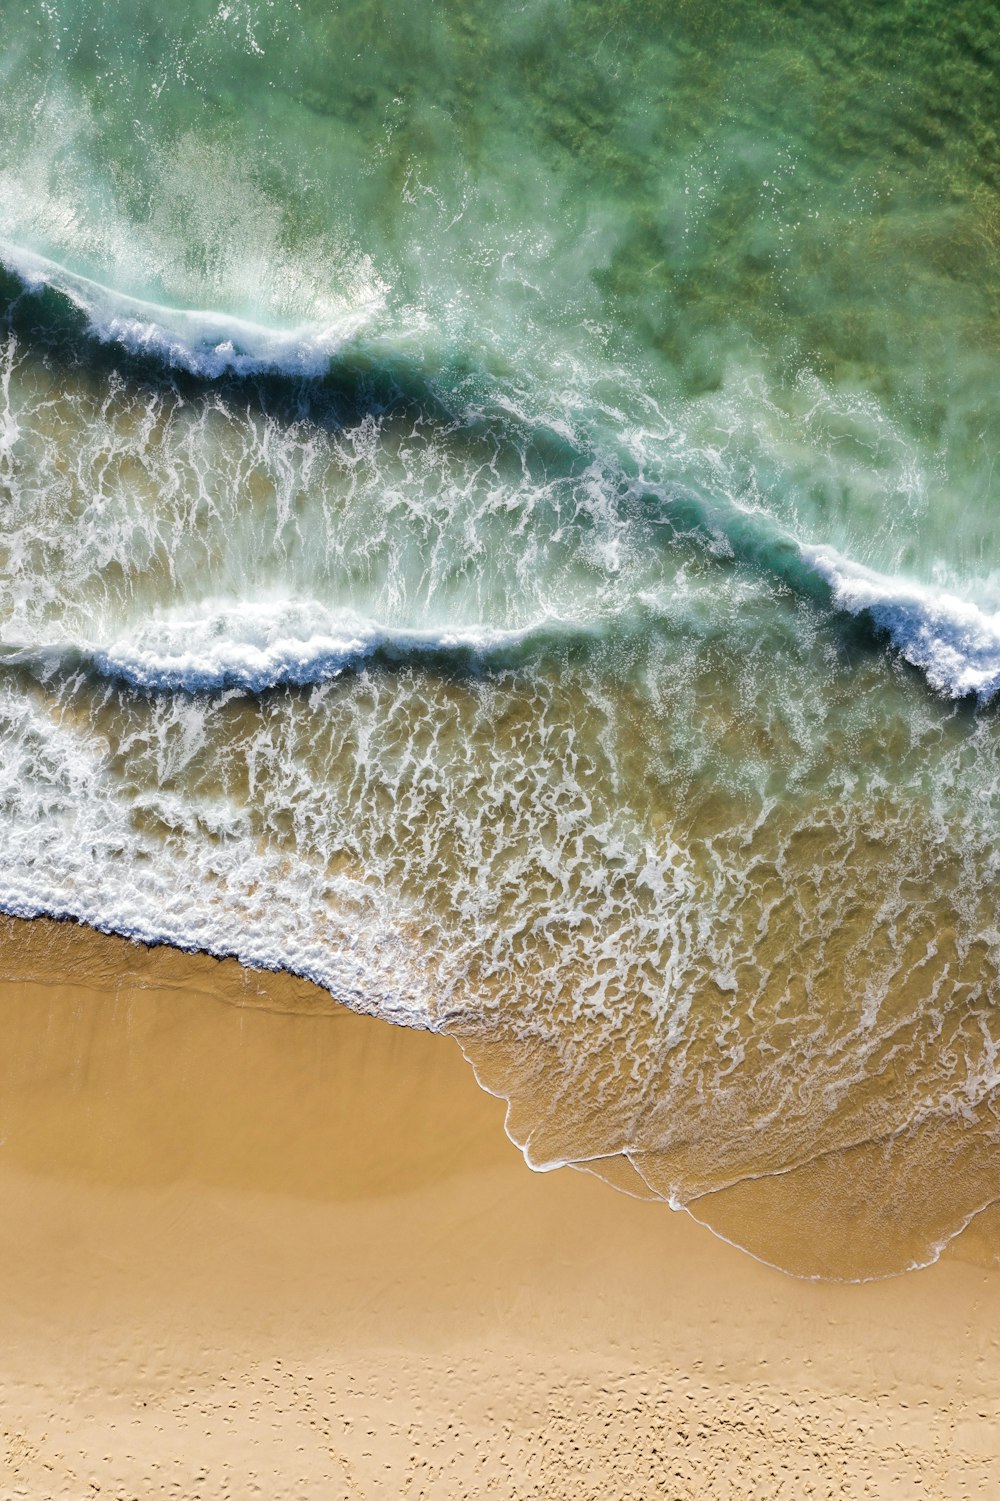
[0,916,996,1499]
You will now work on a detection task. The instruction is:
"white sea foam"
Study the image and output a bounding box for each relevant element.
[0,239,379,377]
[0,683,439,1027]
[803,544,1000,702]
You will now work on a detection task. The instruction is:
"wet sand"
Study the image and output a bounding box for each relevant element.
[1,916,999,1499]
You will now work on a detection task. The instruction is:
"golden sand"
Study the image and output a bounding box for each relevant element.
[1,916,998,1498]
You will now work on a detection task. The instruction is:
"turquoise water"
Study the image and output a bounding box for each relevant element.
[2,0,1000,1276]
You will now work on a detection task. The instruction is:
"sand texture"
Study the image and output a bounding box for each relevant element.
[1,917,999,1499]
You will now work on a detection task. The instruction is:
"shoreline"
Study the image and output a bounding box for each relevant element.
[4,910,998,1281]
[1,913,999,1496]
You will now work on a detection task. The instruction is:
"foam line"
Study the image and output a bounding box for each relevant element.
[4,557,1000,705]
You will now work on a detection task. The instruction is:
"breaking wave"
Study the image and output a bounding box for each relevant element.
[803,545,1000,703]
[0,601,609,693]
[0,239,380,379]
[3,556,999,703]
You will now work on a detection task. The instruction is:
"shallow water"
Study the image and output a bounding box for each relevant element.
[2,0,1000,1276]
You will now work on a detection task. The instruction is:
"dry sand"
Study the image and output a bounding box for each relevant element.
[1,915,999,1499]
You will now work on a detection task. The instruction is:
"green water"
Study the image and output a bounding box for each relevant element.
[2,0,1000,1277]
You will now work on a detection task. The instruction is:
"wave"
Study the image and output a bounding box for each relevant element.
[2,552,997,704]
[0,600,608,694]
[656,481,1000,704]
[0,239,379,379]
[802,544,1000,703]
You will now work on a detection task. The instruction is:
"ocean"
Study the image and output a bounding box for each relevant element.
[2,0,1000,1278]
